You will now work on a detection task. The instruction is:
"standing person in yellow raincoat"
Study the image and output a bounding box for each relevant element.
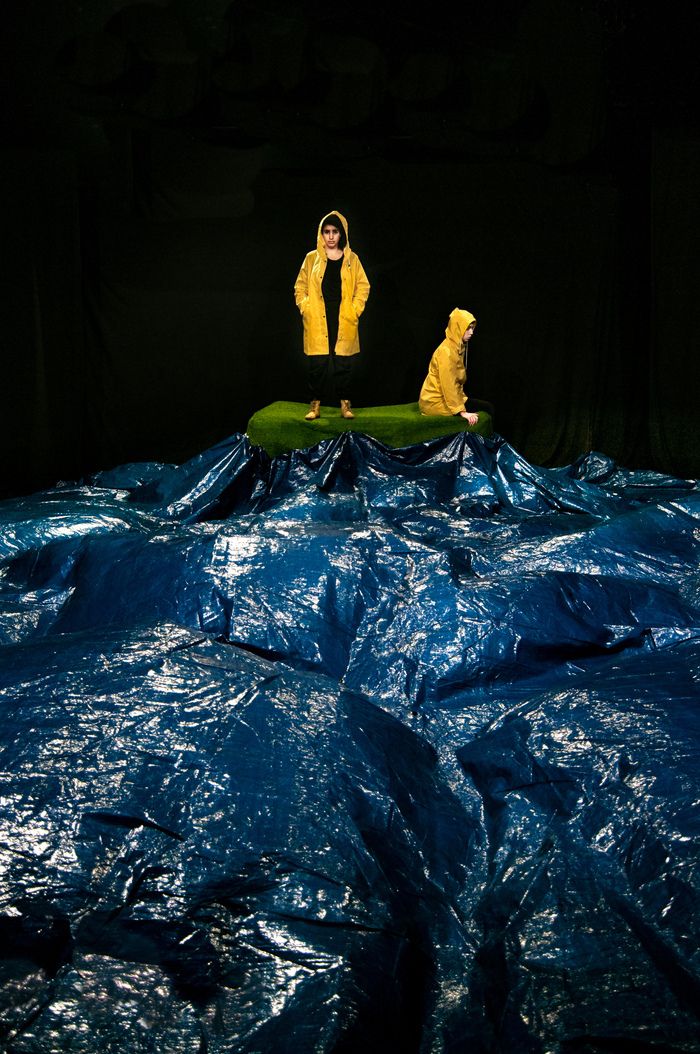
[418,308,481,425]
[294,211,370,421]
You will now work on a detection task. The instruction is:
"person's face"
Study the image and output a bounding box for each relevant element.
[322,225,341,252]
[462,322,476,343]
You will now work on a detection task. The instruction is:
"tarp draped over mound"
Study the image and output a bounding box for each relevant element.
[0,430,699,1053]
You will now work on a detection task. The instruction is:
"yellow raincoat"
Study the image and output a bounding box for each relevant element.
[294,211,370,356]
[418,308,477,416]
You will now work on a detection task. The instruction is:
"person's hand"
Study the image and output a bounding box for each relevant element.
[459,411,479,425]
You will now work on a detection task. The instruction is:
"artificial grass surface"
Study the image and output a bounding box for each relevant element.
[246,401,494,457]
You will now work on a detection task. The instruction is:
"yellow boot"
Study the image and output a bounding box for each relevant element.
[340,399,354,420]
[305,400,321,420]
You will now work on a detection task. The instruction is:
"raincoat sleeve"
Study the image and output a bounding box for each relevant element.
[437,350,467,415]
[294,255,312,314]
[351,257,370,318]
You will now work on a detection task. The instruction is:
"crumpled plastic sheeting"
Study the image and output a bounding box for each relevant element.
[0,626,477,1052]
[0,430,699,1052]
[456,640,700,1049]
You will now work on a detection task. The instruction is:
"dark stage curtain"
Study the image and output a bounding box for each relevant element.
[649,131,700,480]
[1,0,697,496]
[0,152,87,496]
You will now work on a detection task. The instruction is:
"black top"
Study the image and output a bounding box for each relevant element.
[322,255,343,308]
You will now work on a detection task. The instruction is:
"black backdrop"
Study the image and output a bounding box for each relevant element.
[1,0,698,497]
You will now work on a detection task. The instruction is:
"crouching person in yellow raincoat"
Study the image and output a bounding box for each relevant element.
[419,307,481,425]
[294,211,370,420]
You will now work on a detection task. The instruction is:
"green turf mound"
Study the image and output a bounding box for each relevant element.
[246,401,494,457]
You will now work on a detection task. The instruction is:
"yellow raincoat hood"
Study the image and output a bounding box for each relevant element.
[317,211,350,254]
[445,308,476,349]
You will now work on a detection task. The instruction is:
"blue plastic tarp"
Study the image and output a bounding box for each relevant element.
[0,430,698,1052]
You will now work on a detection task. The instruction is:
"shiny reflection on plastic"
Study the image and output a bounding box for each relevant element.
[0,430,698,1052]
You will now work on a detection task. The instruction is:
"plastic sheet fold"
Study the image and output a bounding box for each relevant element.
[0,430,699,1052]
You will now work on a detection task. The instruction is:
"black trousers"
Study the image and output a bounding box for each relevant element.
[467,397,495,420]
[306,353,353,402]
[306,307,353,402]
